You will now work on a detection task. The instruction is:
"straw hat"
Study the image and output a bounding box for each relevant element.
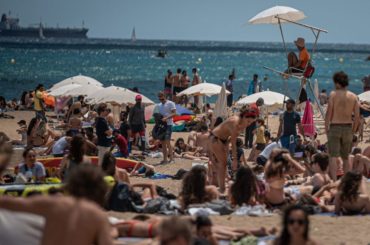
[294,37,305,48]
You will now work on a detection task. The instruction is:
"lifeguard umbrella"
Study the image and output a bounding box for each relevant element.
[177,82,230,97]
[236,91,289,106]
[87,85,154,105]
[50,75,103,90]
[358,91,370,102]
[248,6,306,55]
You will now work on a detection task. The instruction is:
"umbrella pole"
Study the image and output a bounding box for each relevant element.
[278,18,288,58]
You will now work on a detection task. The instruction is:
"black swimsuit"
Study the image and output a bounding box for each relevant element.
[210,132,228,145]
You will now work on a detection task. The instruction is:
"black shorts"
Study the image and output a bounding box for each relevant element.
[256,155,267,166]
[256,143,266,151]
[131,124,145,133]
[173,87,182,95]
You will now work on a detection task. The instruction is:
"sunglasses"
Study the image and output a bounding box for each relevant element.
[288,218,306,226]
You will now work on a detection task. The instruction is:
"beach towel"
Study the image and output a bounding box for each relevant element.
[233,205,273,217]
[302,100,315,137]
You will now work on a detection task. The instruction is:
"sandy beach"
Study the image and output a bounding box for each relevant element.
[2,110,370,245]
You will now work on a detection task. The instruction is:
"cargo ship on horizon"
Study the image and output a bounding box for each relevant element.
[0,13,88,39]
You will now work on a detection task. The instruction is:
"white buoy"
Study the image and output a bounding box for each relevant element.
[10,58,16,64]
[339,57,344,63]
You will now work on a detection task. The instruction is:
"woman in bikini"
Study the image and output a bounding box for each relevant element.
[264,149,306,208]
[334,171,370,215]
[209,107,257,193]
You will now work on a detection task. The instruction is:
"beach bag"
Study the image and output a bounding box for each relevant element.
[106,182,143,212]
[152,113,167,140]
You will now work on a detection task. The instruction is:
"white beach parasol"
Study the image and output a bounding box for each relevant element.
[50,75,103,90]
[214,82,228,119]
[177,82,230,97]
[358,91,370,102]
[248,6,306,24]
[49,84,82,96]
[66,84,103,97]
[87,85,154,105]
[236,91,289,106]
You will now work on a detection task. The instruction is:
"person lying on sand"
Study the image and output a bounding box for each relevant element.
[350,147,370,177]
[334,171,370,215]
[264,149,306,208]
[209,107,257,193]
[174,137,209,161]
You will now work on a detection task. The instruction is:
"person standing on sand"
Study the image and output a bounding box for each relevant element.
[129,95,146,153]
[192,67,202,106]
[226,74,234,107]
[164,69,173,99]
[33,84,47,122]
[172,68,182,103]
[96,103,113,166]
[319,89,328,106]
[325,71,360,180]
[278,99,304,154]
[209,107,257,193]
[157,91,176,164]
[245,98,264,149]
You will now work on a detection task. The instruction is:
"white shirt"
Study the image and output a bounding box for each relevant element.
[0,209,45,245]
[52,136,68,155]
[158,100,176,125]
[259,141,282,159]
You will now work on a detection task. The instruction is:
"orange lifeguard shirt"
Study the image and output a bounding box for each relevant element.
[299,47,310,69]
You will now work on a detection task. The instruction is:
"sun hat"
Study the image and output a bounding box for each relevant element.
[294,37,305,48]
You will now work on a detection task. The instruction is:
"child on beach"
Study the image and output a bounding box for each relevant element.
[248,118,266,162]
[11,120,27,146]
[227,138,246,177]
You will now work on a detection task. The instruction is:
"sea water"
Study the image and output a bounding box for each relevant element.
[0,38,369,102]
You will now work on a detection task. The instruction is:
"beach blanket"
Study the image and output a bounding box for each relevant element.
[232,205,273,217]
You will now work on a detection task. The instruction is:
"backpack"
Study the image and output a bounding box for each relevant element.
[106,182,143,212]
[152,113,167,140]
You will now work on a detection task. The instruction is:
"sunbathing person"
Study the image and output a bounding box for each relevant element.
[128,159,156,178]
[209,107,257,193]
[15,148,46,183]
[174,138,208,161]
[101,152,130,183]
[274,205,318,245]
[11,120,28,146]
[228,166,258,207]
[334,171,370,215]
[350,147,370,177]
[264,149,306,207]
[59,135,91,181]
[179,165,219,209]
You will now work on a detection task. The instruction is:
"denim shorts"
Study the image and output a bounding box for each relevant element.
[164,125,172,141]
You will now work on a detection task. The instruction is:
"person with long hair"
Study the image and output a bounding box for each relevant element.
[229,166,258,207]
[264,149,305,207]
[209,106,257,193]
[179,165,219,209]
[334,171,370,215]
[59,134,91,181]
[17,148,46,183]
[274,205,317,245]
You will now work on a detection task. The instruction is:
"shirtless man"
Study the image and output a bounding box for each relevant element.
[325,71,360,180]
[209,107,257,193]
[0,165,113,245]
[171,68,182,102]
[68,108,82,135]
[192,68,202,106]
[65,96,83,121]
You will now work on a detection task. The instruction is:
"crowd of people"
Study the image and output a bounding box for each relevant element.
[0,69,369,244]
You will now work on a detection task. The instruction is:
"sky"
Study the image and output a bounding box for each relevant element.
[1,0,370,44]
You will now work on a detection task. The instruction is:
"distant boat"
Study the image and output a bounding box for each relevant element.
[38,23,45,39]
[131,27,136,42]
[156,49,167,58]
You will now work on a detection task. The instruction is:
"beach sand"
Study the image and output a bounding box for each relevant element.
[2,110,370,244]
